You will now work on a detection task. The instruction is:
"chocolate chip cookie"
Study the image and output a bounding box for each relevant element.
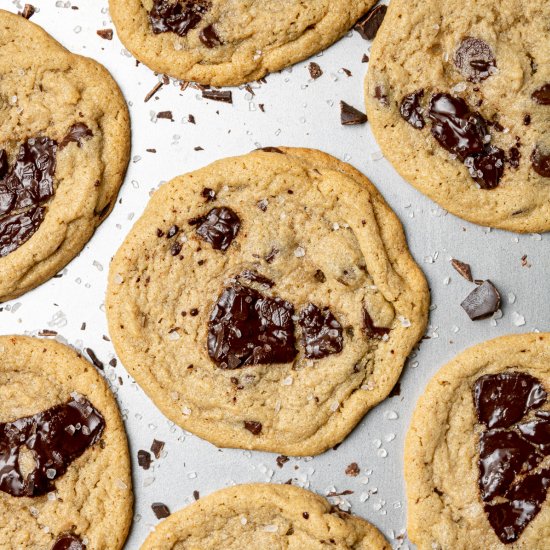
[109,0,378,86]
[141,483,390,549]
[0,335,132,550]
[0,10,130,301]
[106,147,429,455]
[365,0,550,232]
[406,333,550,549]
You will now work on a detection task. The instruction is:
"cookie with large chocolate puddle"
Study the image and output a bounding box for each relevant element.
[108,0,379,86]
[107,148,429,455]
[365,0,550,232]
[406,333,550,549]
[0,336,132,550]
[0,10,129,301]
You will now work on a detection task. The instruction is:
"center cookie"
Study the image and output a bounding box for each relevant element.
[365,0,550,232]
[109,0,378,86]
[406,334,550,549]
[107,148,428,456]
[0,336,132,550]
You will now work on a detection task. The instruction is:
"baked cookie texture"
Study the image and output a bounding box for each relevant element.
[141,483,390,549]
[109,0,377,86]
[406,333,550,550]
[365,0,550,233]
[0,10,130,302]
[107,147,429,456]
[0,336,132,550]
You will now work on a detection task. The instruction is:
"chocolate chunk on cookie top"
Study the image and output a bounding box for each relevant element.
[0,11,130,301]
[0,336,132,550]
[406,334,550,549]
[366,0,550,232]
[474,373,549,543]
[109,0,380,86]
[107,148,428,455]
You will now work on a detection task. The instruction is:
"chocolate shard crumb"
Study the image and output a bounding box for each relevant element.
[451,258,473,281]
[354,4,387,40]
[199,24,222,48]
[59,123,93,149]
[345,462,360,477]
[314,269,326,283]
[460,280,501,320]
[157,111,174,121]
[308,62,323,79]
[193,490,200,500]
[138,450,152,470]
[202,89,233,103]
[531,84,550,105]
[340,101,368,125]
[85,348,104,370]
[244,420,262,435]
[97,29,113,40]
[150,439,165,459]
[276,455,289,468]
[151,502,171,519]
[201,187,216,201]
[362,307,390,339]
[145,81,164,103]
[38,329,58,336]
[362,54,369,63]
[238,269,275,288]
[20,4,35,19]
[257,146,284,154]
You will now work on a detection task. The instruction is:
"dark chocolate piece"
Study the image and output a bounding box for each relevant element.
[299,303,343,359]
[400,90,425,129]
[454,37,496,82]
[0,206,45,258]
[244,421,262,435]
[257,147,284,154]
[201,187,216,201]
[340,101,368,125]
[137,450,152,470]
[374,85,389,106]
[354,4,387,40]
[151,502,171,519]
[518,412,550,454]
[97,29,113,40]
[508,146,521,169]
[202,89,233,103]
[208,284,297,369]
[531,147,550,178]
[362,308,390,339]
[150,439,165,459]
[308,62,323,80]
[199,24,221,48]
[51,534,85,550]
[239,269,275,288]
[59,123,93,149]
[190,207,240,251]
[460,280,501,320]
[0,396,104,497]
[451,258,473,282]
[20,4,35,19]
[474,372,546,429]
[532,84,550,105]
[149,0,209,37]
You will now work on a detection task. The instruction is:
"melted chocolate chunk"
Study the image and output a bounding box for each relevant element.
[208,284,297,369]
[59,123,93,149]
[190,207,240,251]
[400,90,425,129]
[474,373,547,429]
[199,24,221,48]
[531,147,550,178]
[428,94,505,189]
[0,206,45,257]
[299,303,343,360]
[362,308,390,339]
[531,84,550,105]
[460,280,501,320]
[354,4,387,40]
[0,396,104,497]
[149,0,209,37]
[239,269,274,288]
[473,372,550,543]
[478,429,542,501]
[51,534,86,550]
[454,37,496,82]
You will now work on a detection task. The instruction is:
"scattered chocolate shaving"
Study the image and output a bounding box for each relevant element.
[202,89,233,103]
[345,462,360,477]
[276,455,289,468]
[193,490,200,500]
[460,280,500,320]
[244,421,262,435]
[327,490,354,497]
[340,101,368,125]
[145,81,164,103]
[451,258,473,282]
[308,62,323,79]
[138,450,152,470]
[265,247,279,263]
[157,111,174,121]
[85,348,104,370]
[150,439,165,459]
[354,4,387,40]
[96,29,113,40]
[151,502,171,519]
[239,269,275,288]
[20,4,35,19]
[531,84,550,105]
[38,329,58,337]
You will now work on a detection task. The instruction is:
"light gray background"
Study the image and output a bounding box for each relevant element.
[1,1,548,548]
